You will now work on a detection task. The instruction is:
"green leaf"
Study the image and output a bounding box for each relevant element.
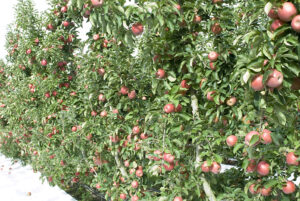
[233,143,244,154]
[249,134,259,146]
[276,111,286,126]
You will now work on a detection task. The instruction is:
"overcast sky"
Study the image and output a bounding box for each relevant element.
[0,0,91,61]
[0,0,48,60]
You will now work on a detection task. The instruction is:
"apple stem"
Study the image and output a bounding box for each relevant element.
[191,94,217,201]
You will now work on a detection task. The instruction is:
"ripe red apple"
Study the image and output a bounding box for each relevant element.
[251,74,264,91]
[131,195,139,201]
[128,90,136,99]
[91,111,97,116]
[226,96,237,106]
[211,23,222,34]
[164,103,175,113]
[120,86,129,95]
[210,162,221,174]
[245,131,260,146]
[140,133,148,140]
[91,0,104,7]
[246,159,256,172]
[163,162,174,171]
[173,197,183,201]
[194,15,202,23]
[249,184,260,194]
[266,69,283,88]
[163,153,175,163]
[257,161,270,176]
[62,21,70,27]
[131,180,139,188]
[286,152,299,166]
[270,19,285,32]
[120,193,127,200]
[268,8,278,19]
[72,126,77,132]
[132,126,140,134]
[98,68,105,76]
[278,2,297,22]
[175,104,182,112]
[98,94,106,102]
[209,62,216,70]
[212,0,223,4]
[199,78,207,88]
[201,161,211,173]
[41,59,47,66]
[93,34,100,40]
[291,77,300,90]
[226,135,238,147]
[156,69,166,79]
[180,80,190,89]
[291,15,300,33]
[208,51,219,62]
[206,91,215,101]
[131,23,144,36]
[61,6,67,13]
[47,24,54,30]
[261,129,272,144]
[26,49,32,54]
[174,4,181,12]
[153,150,162,161]
[261,187,272,196]
[282,181,296,194]
[135,169,143,177]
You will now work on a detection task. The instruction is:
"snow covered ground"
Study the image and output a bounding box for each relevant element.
[0,154,76,201]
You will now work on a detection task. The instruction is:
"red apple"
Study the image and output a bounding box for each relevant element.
[180,80,190,89]
[41,59,47,66]
[246,159,256,172]
[211,23,222,34]
[201,161,211,173]
[128,90,136,99]
[91,0,104,7]
[282,181,296,194]
[261,129,272,144]
[249,184,260,194]
[163,162,174,171]
[245,131,260,146]
[26,49,32,54]
[91,111,97,116]
[98,94,106,102]
[120,86,129,95]
[291,15,300,33]
[173,197,183,201]
[286,152,299,166]
[209,62,216,70]
[226,96,237,106]
[163,153,175,163]
[278,2,297,22]
[132,23,144,36]
[226,135,238,147]
[210,162,221,174]
[164,104,175,113]
[268,8,278,19]
[72,126,77,132]
[131,180,138,188]
[208,51,219,62]
[270,19,285,32]
[61,6,67,13]
[156,69,166,79]
[251,74,264,91]
[131,195,139,201]
[212,0,223,4]
[257,161,270,176]
[120,193,127,200]
[175,104,182,112]
[194,15,202,23]
[98,68,105,76]
[62,21,70,27]
[135,169,143,177]
[206,91,215,101]
[93,34,100,41]
[261,187,272,196]
[140,133,148,140]
[132,126,140,135]
[266,69,283,88]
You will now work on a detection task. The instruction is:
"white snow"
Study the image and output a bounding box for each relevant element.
[0,154,76,201]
